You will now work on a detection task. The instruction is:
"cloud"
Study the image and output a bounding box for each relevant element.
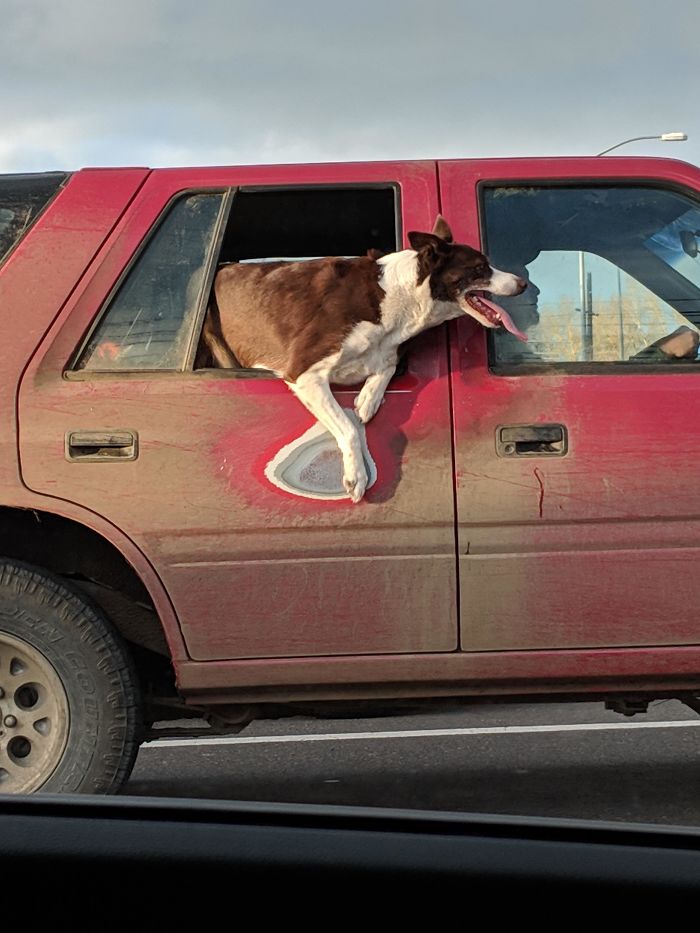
[1,0,698,172]
[0,116,93,172]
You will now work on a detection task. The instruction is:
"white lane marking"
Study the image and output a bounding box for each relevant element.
[143,719,700,749]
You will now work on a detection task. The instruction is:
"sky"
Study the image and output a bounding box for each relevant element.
[1,0,699,174]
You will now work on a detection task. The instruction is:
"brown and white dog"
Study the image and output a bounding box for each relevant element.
[202,216,527,502]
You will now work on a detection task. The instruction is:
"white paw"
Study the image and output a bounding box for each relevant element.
[354,393,381,424]
[343,463,368,503]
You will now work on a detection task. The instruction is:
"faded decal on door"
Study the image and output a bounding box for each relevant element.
[264,408,377,500]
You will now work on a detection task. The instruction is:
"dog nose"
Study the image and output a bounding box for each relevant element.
[515,276,528,292]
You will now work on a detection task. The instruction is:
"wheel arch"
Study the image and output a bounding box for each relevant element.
[0,503,186,662]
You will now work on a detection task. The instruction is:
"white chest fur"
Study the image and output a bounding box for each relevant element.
[328,251,441,384]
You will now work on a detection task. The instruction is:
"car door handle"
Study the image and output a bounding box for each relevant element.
[65,430,138,462]
[496,424,567,457]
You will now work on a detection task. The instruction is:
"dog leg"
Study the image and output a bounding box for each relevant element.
[288,374,368,503]
[201,306,240,368]
[354,365,396,424]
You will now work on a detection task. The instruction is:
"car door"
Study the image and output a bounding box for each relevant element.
[18,161,460,661]
[440,156,700,651]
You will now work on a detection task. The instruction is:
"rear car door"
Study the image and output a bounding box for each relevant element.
[18,161,459,661]
[440,157,700,651]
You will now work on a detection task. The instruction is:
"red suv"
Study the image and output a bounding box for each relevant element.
[3,155,700,794]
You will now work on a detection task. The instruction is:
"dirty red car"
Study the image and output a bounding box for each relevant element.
[3,155,700,794]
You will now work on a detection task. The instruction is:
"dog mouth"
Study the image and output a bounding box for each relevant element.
[464,293,528,342]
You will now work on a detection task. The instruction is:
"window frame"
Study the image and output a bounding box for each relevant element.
[67,181,402,380]
[192,181,402,378]
[68,187,234,376]
[477,177,700,376]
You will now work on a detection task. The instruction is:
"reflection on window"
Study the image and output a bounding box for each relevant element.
[646,206,700,290]
[493,251,698,364]
[483,185,700,367]
[76,192,224,371]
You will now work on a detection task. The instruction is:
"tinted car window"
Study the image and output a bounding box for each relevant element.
[76,191,226,371]
[0,173,68,266]
[482,185,700,366]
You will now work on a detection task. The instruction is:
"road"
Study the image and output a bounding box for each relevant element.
[126,699,700,825]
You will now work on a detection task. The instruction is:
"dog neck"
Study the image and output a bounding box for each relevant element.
[376,250,462,344]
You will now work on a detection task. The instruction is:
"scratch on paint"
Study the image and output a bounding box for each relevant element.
[602,476,624,496]
[534,467,545,518]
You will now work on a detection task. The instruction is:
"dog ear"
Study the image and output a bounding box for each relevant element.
[409,231,451,278]
[431,215,453,242]
[408,231,449,253]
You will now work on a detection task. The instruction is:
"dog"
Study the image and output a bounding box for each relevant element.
[202,216,527,502]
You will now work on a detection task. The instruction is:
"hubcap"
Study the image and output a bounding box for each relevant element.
[0,632,69,793]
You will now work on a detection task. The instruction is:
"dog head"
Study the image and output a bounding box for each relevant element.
[408,216,528,340]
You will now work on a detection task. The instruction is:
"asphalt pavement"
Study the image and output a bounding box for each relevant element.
[125,699,700,825]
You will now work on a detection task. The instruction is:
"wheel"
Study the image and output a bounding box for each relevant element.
[0,559,143,794]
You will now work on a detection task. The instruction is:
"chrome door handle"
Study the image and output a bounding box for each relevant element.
[65,431,138,462]
[496,424,567,457]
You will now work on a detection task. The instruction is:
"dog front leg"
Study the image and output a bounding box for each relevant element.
[288,374,369,503]
[354,365,396,424]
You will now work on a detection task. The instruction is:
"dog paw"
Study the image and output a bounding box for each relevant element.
[354,394,380,424]
[343,465,368,503]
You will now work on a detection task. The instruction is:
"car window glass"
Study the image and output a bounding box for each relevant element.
[0,173,68,266]
[76,192,225,372]
[483,185,700,367]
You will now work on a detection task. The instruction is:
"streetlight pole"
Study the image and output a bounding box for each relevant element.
[597,132,687,156]
[580,131,689,361]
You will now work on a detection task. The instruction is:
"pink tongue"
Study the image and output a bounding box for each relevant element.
[479,295,528,342]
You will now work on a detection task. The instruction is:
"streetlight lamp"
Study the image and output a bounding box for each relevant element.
[597,132,687,156]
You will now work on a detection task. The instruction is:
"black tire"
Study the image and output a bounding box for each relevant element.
[0,559,143,794]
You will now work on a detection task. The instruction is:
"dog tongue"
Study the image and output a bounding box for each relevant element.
[480,295,528,342]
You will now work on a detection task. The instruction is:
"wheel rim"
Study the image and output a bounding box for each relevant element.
[0,631,70,793]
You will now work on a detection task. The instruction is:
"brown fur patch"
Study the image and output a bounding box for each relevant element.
[208,256,385,382]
